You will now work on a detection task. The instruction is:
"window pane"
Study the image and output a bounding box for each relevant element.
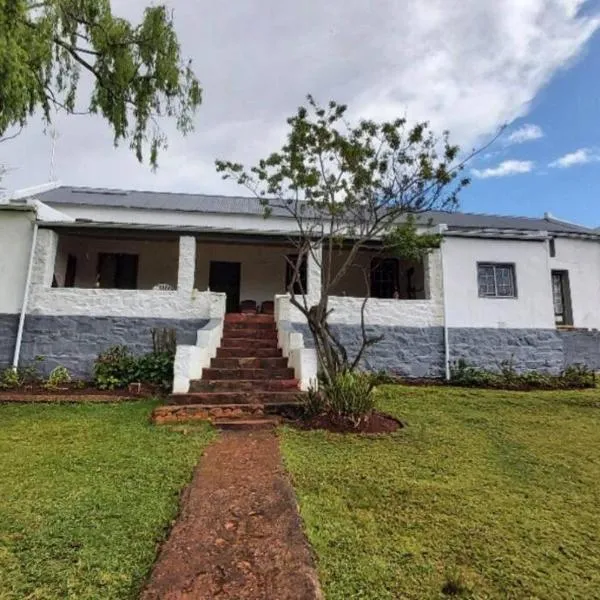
[495,266,515,297]
[477,265,496,296]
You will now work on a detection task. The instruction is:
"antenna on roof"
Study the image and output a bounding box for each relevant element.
[49,127,59,182]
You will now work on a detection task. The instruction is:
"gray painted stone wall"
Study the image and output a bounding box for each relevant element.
[293,323,571,376]
[293,323,446,377]
[0,315,208,378]
[558,329,600,370]
[0,314,18,368]
[448,328,565,373]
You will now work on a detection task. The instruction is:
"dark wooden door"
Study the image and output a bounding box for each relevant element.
[209,261,241,313]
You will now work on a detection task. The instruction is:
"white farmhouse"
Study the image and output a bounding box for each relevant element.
[1,183,598,391]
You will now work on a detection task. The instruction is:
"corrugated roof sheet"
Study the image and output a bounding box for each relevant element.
[30,185,597,235]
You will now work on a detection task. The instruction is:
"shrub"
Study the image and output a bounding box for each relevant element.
[0,357,44,389]
[449,359,596,390]
[134,351,174,389]
[561,364,595,389]
[322,370,375,423]
[93,346,175,390]
[44,366,72,390]
[93,346,138,390]
[302,385,326,418]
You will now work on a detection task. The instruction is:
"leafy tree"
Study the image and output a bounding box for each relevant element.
[0,0,201,166]
[217,96,473,385]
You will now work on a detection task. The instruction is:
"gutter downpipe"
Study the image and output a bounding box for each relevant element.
[12,219,38,369]
[438,224,451,381]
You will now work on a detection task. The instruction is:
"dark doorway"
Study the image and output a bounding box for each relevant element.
[209,261,241,313]
[97,253,139,289]
[552,270,573,326]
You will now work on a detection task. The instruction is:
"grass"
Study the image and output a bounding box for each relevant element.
[281,386,600,599]
[0,400,214,600]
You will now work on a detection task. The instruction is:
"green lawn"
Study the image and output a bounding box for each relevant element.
[0,400,213,600]
[281,386,600,600]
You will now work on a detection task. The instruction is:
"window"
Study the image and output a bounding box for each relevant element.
[285,254,307,295]
[97,253,139,289]
[477,263,516,298]
[552,270,573,326]
[370,258,399,298]
[549,238,556,257]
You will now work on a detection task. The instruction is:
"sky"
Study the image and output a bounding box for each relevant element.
[2,0,600,226]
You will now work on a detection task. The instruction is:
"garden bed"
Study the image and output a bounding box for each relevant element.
[296,410,403,434]
[0,382,164,403]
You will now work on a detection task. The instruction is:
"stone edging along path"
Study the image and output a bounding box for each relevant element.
[141,430,323,600]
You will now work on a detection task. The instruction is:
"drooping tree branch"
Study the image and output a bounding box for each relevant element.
[1,1,202,167]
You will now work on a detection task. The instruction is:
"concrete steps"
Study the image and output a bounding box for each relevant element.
[160,313,302,429]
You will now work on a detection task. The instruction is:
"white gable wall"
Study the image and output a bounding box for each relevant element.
[0,210,35,313]
[549,237,600,329]
[443,236,555,329]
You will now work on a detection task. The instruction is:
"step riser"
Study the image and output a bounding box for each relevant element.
[190,379,299,392]
[224,314,274,324]
[223,330,278,340]
[221,338,279,349]
[216,347,282,358]
[210,358,289,369]
[223,322,276,331]
[153,404,266,423]
[168,392,302,405]
[203,367,294,380]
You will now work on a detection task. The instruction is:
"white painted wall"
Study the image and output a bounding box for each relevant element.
[0,209,35,313]
[327,249,443,326]
[195,241,292,304]
[549,237,600,329]
[55,234,179,288]
[443,236,555,328]
[29,228,226,319]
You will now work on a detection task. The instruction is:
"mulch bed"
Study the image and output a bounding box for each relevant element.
[141,431,322,600]
[0,382,164,403]
[297,410,403,434]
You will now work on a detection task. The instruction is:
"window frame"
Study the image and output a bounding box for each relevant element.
[370,257,400,299]
[477,262,517,299]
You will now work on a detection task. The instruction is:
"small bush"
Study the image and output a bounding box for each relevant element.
[135,351,174,389]
[93,346,175,390]
[449,359,596,390]
[44,366,72,389]
[93,346,138,390]
[302,385,326,418]
[0,357,44,389]
[322,370,375,423]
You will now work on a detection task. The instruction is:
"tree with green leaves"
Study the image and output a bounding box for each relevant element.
[217,96,473,386]
[0,0,201,166]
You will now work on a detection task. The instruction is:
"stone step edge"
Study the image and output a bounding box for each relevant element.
[214,418,280,430]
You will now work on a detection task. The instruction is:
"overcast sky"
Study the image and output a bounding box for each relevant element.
[1,0,599,216]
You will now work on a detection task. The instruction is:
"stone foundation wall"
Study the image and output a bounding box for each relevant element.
[293,323,446,377]
[558,329,600,370]
[293,324,572,376]
[448,328,565,373]
[0,314,18,367]
[0,315,208,378]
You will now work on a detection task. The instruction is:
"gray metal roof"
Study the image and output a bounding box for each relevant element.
[30,185,597,235]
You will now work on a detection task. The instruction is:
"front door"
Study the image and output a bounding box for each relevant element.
[209,261,241,313]
[552,270,573,326]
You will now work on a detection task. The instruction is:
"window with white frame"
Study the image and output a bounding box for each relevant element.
[477,263,516,298]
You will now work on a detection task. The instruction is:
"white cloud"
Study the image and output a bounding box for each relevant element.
[505,124,544,145]
[549,147,600,168]
[0,0,599,194]
[472,160,535,178]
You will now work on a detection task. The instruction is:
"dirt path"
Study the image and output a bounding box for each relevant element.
[141,431,322,600]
